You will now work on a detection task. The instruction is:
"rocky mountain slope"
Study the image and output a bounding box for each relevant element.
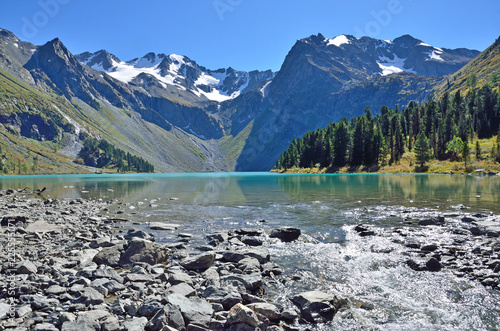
[434,36,500,96]
[0,28,482,172]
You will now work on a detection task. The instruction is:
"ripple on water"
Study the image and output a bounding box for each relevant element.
[267,224,500,330]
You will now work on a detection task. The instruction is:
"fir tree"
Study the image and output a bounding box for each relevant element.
[414,132,430,167]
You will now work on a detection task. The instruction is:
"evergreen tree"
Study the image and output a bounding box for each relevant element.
[333,120,350,167]
[475,140,481,160]
[414,132,430,167]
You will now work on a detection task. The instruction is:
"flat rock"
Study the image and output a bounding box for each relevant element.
[223,249,270,264]
[124,273,155,283]
[45,285,67,295]
[75,287,105,306]
[148,222,180,231]
[32,323,59,331]
[124,317,148,331]
[168,272,194,286]
[167,283,196,297]
[241,236,263,246]
[25,220,61,233]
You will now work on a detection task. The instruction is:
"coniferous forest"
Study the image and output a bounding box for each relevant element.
[275,86,500,171]
[76,137,155,173]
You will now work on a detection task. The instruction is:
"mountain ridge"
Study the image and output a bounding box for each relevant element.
[0,27,486,173]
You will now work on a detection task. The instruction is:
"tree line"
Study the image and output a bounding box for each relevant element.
[275,85,500,170]
[77,137,155,173]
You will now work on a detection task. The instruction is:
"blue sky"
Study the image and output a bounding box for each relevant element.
[1,0,499,71]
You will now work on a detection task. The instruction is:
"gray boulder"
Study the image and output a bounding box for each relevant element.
[119,239,169,266]
[292,291,346,324]
[147,303,185,331]
[93,245,124,267]
[202,286,242,310]
[226,303,263,329]
[75,287,105,306]
[181,252,216,271]
[247,302,281,321]
[0,302,11,319]
[166,293,213,327]
[16,260,37,274]
[137,299,163,318]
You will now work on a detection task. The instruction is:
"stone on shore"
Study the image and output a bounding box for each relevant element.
[119,239,169,266]
[247,302,281,321]
[0,302,11,319]
[226,303,265,329]
[148,222,180,231]
[123,317,148,331]
[181,252,216,271]
[25,220,61,233]
[75,287,105,306]
[93,245,124,267]
[292,291,346,324]
[166,293,213,327]
[16,260,37,274]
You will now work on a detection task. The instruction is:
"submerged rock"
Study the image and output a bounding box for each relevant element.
[270,227,301,242]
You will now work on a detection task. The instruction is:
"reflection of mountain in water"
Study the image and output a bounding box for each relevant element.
[0,174,498,213]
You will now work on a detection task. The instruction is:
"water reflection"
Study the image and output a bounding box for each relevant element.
[0,173,498,213]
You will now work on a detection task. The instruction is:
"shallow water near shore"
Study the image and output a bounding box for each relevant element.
[2,172,500,329]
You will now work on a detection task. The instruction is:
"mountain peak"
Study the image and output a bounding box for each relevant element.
[392,34,421,47]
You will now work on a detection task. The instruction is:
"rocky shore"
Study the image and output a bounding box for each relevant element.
[0,189,344,331]
[1,188,500,330]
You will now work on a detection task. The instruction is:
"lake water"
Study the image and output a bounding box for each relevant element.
[1,172,500,330]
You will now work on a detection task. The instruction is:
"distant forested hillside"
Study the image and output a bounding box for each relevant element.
[275,85,500,171]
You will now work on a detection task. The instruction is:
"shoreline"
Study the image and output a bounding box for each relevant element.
[0,189,499,330]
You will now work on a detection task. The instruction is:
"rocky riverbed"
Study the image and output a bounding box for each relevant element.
[0,189,347,331]
[1,188,500,330]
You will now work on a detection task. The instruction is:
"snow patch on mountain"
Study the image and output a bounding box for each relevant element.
[79,51,273,102]
[377,54,416,76]
[427,48,444,62]
[327,34,352,47]
[260,81,272,97]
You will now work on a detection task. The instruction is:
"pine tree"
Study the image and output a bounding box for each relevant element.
[414,132,430,167]
[475,140,481,160]
[333,120,350,167]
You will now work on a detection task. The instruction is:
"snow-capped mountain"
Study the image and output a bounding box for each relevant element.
[0,27,485,172]
[76,51,274,103]
[322,33,479,77]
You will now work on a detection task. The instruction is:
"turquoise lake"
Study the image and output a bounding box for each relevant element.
[1,172,500,330]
